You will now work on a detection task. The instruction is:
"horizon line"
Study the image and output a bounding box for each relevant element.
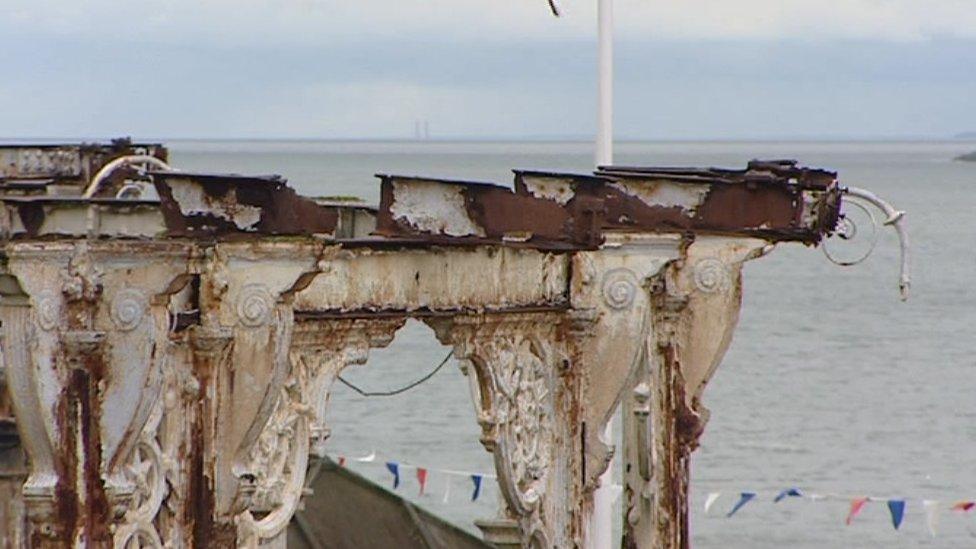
[1,134,974,144]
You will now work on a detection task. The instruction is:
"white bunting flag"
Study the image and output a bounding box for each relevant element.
[704,492,721,515]
[923,500,939,537]
[355,451,376,463]
[443,475,452,504]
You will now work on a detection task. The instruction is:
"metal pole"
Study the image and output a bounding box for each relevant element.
[590,0,615,547]
[595,0,613,167]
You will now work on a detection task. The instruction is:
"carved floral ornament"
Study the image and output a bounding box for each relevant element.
[601,267,639,310]
[692,257,731,294]
[431,315,569,548]
[111,288,149,331]
[236,283,275,327]
[237,317,406,546]
[33,290,60,331]
[113,415,167,548]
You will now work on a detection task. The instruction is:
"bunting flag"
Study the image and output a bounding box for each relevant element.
[951,501,974,512]
[386,462,400,489]
[774,488,803,503]
[887,500,906,530]
[923,500,940,537]
[471,475,483,501]
[417,468,428,496]
[326,448,976,534]
[846,497,869,525]
[727,492,756,518]
[704,492,721,514]
[443,476,452,504]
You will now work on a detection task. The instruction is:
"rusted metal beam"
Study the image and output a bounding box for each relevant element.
[0,139,167,195]
[0,142,873,549]
[152,172,340,238]
[375,161,839,248]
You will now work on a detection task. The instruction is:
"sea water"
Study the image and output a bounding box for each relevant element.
[170,139,976,547]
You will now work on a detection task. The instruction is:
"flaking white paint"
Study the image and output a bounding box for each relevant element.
[169,179,262,231]
[610,180,711,217]
[389,181,485,237]
[522,176,576,205]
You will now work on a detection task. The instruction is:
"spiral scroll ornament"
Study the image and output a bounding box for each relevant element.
[35,291,60,331]
[111,289,148,331]
[822,197,879,267]
[693,258,730,294]
[114,523,163,549]
[236,284,274,327]
[601,268,638,310]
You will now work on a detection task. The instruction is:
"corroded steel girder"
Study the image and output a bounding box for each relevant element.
[0,146,846,548]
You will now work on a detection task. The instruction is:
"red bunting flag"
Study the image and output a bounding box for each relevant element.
[951,501,975,512]
[338,456,346,467]
[417,468,428,496]
[846,498,869,525]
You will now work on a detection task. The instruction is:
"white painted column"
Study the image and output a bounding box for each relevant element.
[590,0,615,547]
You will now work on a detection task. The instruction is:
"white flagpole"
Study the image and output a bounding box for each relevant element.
[595,0,614,167]
[589,0,615,546]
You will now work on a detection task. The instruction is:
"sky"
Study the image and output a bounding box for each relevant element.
[2,0,975,140]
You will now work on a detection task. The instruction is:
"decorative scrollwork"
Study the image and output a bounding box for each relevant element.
[822,196,879,267]
[601,268,638,309]
[237,381,311,546]
[61,243,103,303]
[34,291,60,331]
[236,284,274,327]
[432,315,567,548]
[113,523,163,549]
[493,337,552,509]
[114,400,167,548]
[111,288,148,331]
[237,318,404,546]
[692,258,730,294]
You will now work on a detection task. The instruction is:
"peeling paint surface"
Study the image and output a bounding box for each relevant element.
[389,180,485,237]
[522,176,576,205]
[609,180,711,217]
[0,142,851,548]
[169,179,262,231]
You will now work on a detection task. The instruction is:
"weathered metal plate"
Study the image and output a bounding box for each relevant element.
[374,160,839,248]
[0,140,167,189]
[152,172,339,237]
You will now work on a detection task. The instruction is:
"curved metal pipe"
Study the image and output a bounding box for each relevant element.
[82,155,171,199]
[843,186,911,301]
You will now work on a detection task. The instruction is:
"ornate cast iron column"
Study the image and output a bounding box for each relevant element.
[621,237,773,549]
[236,317,404,547]
[428,313,579,548]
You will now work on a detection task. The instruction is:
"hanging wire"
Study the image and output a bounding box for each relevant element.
[337,351,454,397]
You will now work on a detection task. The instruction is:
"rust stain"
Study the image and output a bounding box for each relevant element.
[153,173,339,238]
[188,350,215,544]
[49,387,78,546]
[657,342,690,549]
[373,161,839,249]
[74,361,111,545]
[46,351,112,545]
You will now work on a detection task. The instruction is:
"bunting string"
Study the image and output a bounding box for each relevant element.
[700,487,976,536]
[329,450,496,503]
[329,451,971,536]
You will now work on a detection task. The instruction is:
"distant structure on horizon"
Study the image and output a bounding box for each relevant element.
[414,120,431,140]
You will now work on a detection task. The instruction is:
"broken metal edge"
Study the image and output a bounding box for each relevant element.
[0,159,841,247]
